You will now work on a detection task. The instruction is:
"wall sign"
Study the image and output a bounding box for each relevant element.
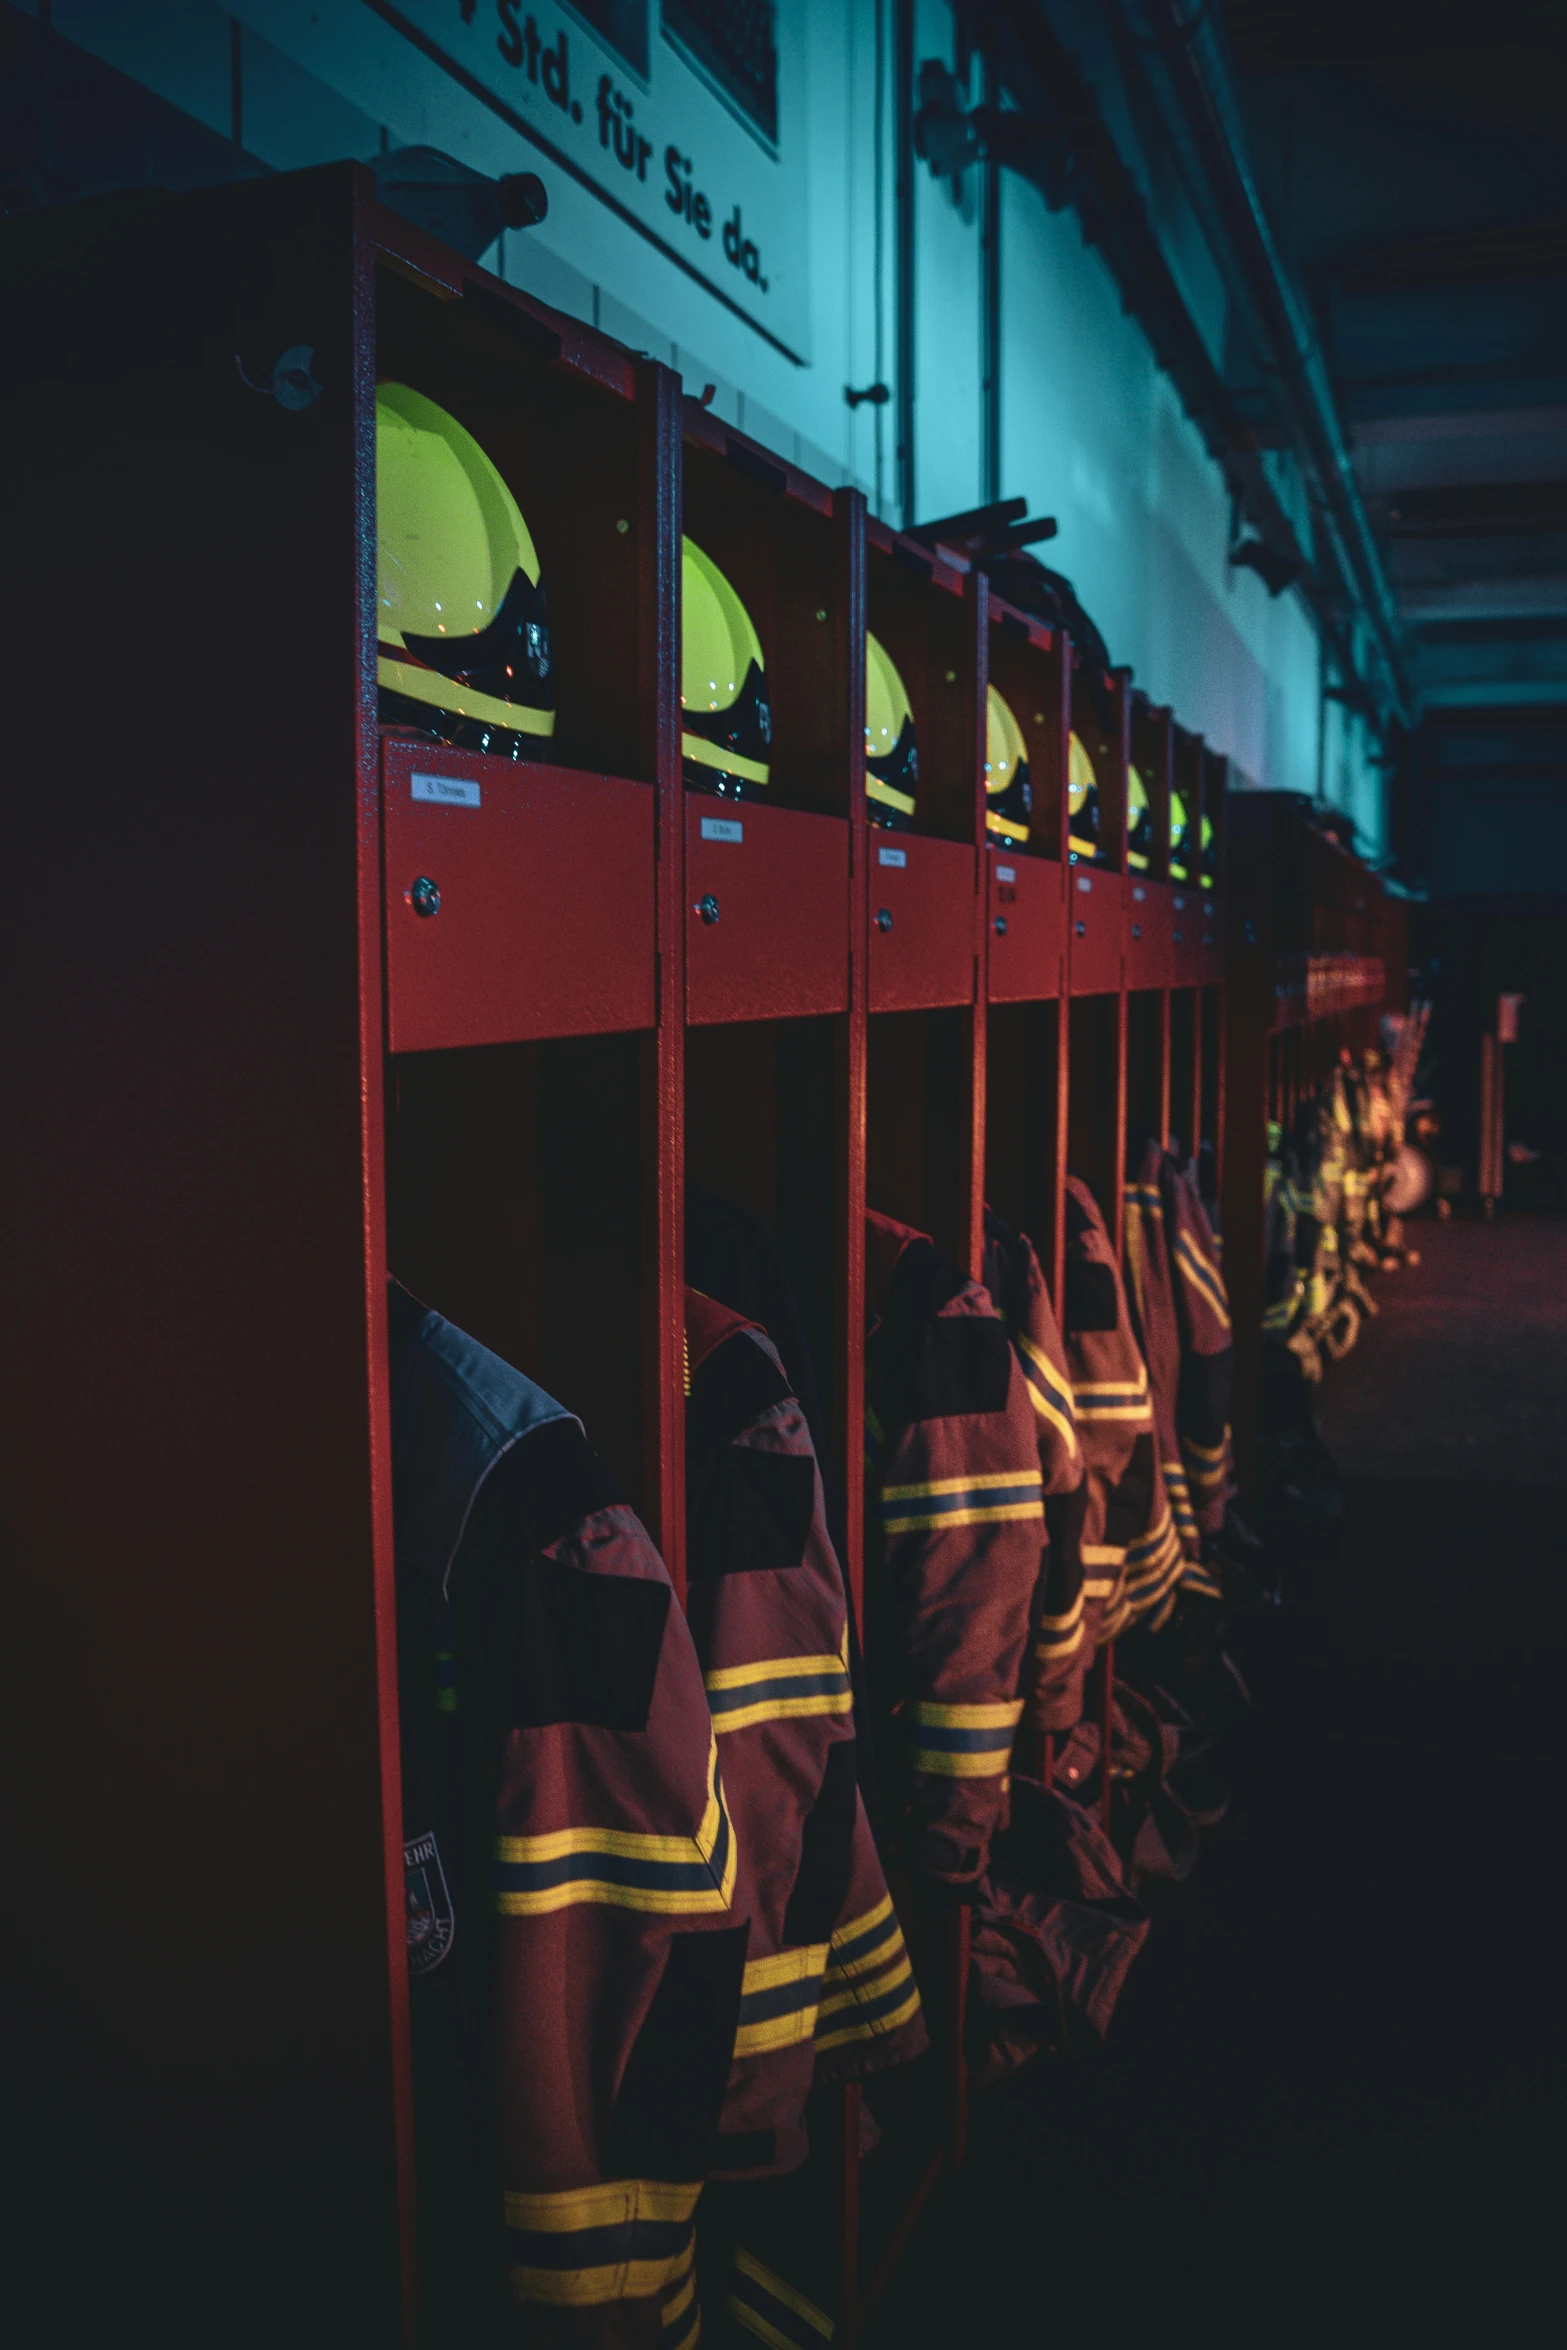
[378,2,808,359]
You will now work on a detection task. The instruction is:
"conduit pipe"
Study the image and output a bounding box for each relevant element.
[1121,0,1411,726]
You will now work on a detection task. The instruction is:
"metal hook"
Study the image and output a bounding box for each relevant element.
[234,344,322,411]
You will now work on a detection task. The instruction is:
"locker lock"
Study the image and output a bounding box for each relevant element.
[1131,923,1141,940]
[408,875,441,919]
[696,893,721,925]
[874,907,893,933]
[1075,919,1086,938]
[993,915,1008,937]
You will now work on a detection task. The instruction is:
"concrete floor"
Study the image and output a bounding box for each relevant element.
[876,1212,1567,2347]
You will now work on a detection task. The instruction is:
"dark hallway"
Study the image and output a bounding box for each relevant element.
[879,1215,1567,2343]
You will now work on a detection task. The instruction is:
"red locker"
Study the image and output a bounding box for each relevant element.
[1068,866,1123,995]
[1126,876,1173,992]
[988,848,1065,1002]
[685,798,852,1025]
[869,834,979,1011]
[383,740,656,1050]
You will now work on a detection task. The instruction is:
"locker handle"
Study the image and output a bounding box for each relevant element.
[993,916,1007,937]
[408,875,441,919]
[875,908,893,933]
[1074,920,1086,937]
[696,894,721,925]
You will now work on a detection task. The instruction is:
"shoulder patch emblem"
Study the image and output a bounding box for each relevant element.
[404,1830,455,1977]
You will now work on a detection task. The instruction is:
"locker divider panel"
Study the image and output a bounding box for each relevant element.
[2,157,1251,2347]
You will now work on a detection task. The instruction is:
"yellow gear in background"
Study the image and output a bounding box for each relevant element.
[866,631,918,826]
[1068,731,1102,862]
[681,537,771,797]
[985,686,1032,845]
[1200,811,1216,888]
[1126,764,1153,872]
[376,382,554,749]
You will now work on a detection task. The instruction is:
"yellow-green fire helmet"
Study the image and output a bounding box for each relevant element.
[985,687,1032,845]
[376,382,554,756]
[1068,731,1102,862]
[1169,787,1191,877]
[1200,811,1216,888]
[681,538,771,799]
[866,632,917,829]
[1126,764,1153,872]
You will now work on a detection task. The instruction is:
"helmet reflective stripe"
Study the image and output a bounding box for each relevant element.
[1126,763,1152,872]
[866,632,917,819]
[1068,732,1101,860]
[681,538,771,789]
[985,686,1032,844]
[376,381,554,742]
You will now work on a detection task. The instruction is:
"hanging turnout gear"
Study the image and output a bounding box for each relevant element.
[985,685,1033,846]
[683,537,773,800]
[685,1287,925,2188]
[1060,1180,1183,1664]
[1122,1143,1231,1589]
[863,1211,1046,1886]
[980,1209,1089,1733]
[866,631,919,829]
[390,1282,746,2349]
[376,382,555,757]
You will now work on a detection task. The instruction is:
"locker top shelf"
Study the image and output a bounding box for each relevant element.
[682,399,835,518]
[371,187,640,404]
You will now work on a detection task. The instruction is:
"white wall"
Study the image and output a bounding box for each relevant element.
[25,0,1388,843]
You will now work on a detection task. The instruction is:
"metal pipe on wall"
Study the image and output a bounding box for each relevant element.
[1120,0,1410,729]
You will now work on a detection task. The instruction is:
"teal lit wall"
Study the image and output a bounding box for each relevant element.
[11,0,1389,850]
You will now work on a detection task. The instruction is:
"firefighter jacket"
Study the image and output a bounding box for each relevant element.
[684,1289,925,2186]
[391,1282,744,2350]
[969,1776,1151,2079]
[1122,1143,1231,1581]
[1061,1179,1184,1655]
[981,1209,1089,1734]
[864,1210,1045,1886]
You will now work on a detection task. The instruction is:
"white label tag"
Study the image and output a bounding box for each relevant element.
[1077,875,1092,893]
[1133,885,1146,901]
[411,771,481,809]
[997,864,1017,883]
[878,845,908,867]
[700,815,744,843]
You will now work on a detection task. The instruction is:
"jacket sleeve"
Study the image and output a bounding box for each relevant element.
[875,1272,1044,1885]
[1163,1162,1236,1540]
[685,1299,867,2178]
[1009,1231,1090,1733]
[813,1790,927,2079]
[482,1478,747,2350]
[1061,1179,1182,1644]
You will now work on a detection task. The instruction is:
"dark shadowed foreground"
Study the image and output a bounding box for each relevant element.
[876,1215,1567,2345]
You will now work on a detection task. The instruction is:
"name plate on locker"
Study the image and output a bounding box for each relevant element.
[700,815,743,843]
[878,845,908,867]
[412,771,481,808]
[997,864,1016,883]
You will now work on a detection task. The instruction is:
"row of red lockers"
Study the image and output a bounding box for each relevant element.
[384,736,1224,1058]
